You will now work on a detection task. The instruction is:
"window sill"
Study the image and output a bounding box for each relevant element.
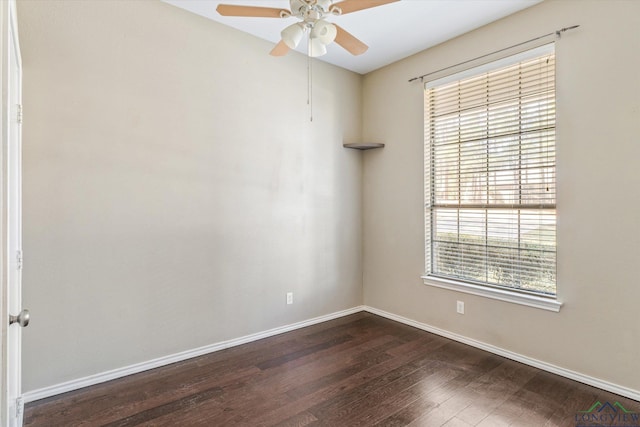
[421,275,563,312]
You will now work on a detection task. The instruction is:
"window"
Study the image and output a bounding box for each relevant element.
[423,44,559,309]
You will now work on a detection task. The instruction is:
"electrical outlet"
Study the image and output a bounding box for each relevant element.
[286,292,293,305]
[456,300,465,314]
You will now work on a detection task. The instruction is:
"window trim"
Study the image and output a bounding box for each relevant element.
[423,43,562,312]
[422,275,562,312]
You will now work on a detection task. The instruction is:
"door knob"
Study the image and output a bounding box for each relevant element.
[9,309,29,327]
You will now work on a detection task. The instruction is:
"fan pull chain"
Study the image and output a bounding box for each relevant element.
[307,36,313,122]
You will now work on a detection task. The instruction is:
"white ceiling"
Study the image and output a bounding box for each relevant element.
[162,0,542,74]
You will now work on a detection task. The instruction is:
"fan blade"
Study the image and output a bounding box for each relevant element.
[216,4,289,18]
[331,0,400,15]
[270,40,291,56]
[334,24,368,56]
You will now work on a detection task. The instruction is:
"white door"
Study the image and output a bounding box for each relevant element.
[1,0,24,426]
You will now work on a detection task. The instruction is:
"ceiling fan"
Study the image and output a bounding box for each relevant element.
[216,0,400,57]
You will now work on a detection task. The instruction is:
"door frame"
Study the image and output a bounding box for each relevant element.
[0,0,22,425]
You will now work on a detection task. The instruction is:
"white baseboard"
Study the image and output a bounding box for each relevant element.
[24,304,639,404]
[363,306,640,402]
[23,305,365,403]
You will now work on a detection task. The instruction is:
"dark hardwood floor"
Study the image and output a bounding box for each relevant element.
[25,312,639,426]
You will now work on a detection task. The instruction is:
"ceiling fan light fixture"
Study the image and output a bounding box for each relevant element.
[216,0,394,58]
[309,38,328,57]
[281,23,305,49]
[311,20,337,45]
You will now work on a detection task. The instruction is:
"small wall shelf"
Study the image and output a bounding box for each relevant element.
[343,142,385,150]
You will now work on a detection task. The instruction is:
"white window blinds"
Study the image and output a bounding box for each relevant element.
[424,44,556,297]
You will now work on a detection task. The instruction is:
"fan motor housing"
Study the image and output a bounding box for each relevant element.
[290,0,335,20]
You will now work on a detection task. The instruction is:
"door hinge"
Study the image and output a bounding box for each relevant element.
[16,103,22,124]
[16,249,23,270]
[15,396,24,418]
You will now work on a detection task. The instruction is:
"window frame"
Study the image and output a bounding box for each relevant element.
[421,44,562,312]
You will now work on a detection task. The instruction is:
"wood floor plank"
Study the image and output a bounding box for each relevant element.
[333,363,468,427]
[272,411,319,427]
[375,366,491,427]
[248,336,450,426]
[256,334,354,370]
[257,335,399,397]
[103,385,224,427]
[453,361,541,425]
[24,313,640,426]
[308,362,444,425]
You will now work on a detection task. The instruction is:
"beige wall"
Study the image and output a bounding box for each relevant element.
[18,0,363,391]
[363,0,640,393]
